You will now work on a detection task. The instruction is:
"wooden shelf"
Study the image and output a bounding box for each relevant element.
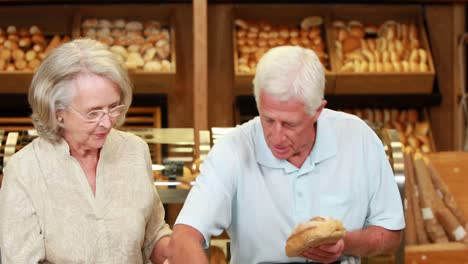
[234,73,335,96]
[329,5,436,94]
[0,4,178,95]
[235,93,442,114]
[0,72,34,94]
[0,72,174,94]
[324,93,442,109]
[129,72,175,94]
[406,242,468,263]
[405,152,468,264]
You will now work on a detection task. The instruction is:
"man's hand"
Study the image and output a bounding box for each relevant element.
[167,224,209,264]
[300,239,344,263]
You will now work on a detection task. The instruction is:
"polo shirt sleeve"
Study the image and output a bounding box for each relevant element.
[175,135,240,247]
[364,128,406,231]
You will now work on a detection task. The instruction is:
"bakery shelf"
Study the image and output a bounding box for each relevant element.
[328,5,435,94]
[0,5,75,92]
[0,4,178,95]
[0,72,34,94]
[74,5,177,93]
[0,71,174,95]
[405,152,468,264]
[231,4,436,96]
[232,4,335,95]
[236,92,441,112]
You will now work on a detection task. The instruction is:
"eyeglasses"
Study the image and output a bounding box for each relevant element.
[69,104,126,122]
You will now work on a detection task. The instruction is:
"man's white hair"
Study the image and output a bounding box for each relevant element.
[253,46,325,115]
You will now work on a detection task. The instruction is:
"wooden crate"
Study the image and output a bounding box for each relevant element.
[405,152,468,263]
[329,5,435,95]
[74,5,177,94]
[232,4,335,95]
[0,5,76,93]
[0,5,177,95]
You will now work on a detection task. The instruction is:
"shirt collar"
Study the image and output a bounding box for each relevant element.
[254,110,337,172]
[53,128,118,157]
[309,109,337,165]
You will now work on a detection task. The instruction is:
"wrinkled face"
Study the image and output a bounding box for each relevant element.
[259,90,324,164]
[58,73,121,151]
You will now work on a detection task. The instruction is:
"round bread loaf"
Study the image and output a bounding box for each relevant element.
[285,216,346,257]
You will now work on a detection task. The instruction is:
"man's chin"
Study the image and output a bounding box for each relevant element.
[271,150,291,160]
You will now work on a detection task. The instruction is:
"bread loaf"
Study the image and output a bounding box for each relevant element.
[285,216,346,257]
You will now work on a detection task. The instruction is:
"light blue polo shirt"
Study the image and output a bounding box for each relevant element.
[176,109,405,264]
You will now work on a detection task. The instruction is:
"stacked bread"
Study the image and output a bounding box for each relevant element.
[81,19,172,72]
[404,151,468,245]
[234,16,328,74]
[0,129,38,187]
[0,25,70,71]
[342,108,432,153]
[334,20,430,73]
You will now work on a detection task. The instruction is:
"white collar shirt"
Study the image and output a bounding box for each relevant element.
[176,109,405,264]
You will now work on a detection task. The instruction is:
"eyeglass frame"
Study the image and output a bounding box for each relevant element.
[68,104,127,123]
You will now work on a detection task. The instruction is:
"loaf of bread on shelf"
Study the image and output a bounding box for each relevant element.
[81,17,173,72]
[404,149,430,244]
[0,24,70,72]
[234,16,328,74]
[300,16,323,29]
[413,155,449,243]
[428,161,467,231]
[333,19,430,73]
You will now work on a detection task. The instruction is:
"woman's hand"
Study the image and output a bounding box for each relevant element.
[151,236,171,264]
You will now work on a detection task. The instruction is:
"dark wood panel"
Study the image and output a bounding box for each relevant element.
[208,5,235,127]
[426,5,464,151]
[236,94,443,115]
[193,0,208,157]
[1,0,467,4]
[168,5,194,128]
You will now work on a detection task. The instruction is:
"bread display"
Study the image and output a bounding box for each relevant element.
[0,25,70,71]
[333,19,431,73]
[285,216,346,257]
[0,129,38,187]
[81,18,173,72]
[404,151,468,245]
[234,16,328,74]
[341,108,433,153]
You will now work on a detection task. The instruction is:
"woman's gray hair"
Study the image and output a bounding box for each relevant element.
[253,45,325,115]
[28,38,133,143]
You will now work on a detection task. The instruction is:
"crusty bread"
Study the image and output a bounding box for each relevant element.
[285,216,346,257]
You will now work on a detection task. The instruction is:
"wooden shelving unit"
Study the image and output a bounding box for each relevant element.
[0,2,467,263]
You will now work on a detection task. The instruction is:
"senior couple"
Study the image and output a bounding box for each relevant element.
[0,39,404,264]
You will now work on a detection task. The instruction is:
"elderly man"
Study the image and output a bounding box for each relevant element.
[168,46,404,264]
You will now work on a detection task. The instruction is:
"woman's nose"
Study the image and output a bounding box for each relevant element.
[98,113,112,128]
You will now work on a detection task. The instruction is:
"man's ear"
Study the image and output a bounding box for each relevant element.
[313,99,327,120]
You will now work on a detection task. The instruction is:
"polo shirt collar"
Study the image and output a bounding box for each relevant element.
[254,111,337,172]
[309,110,337,166]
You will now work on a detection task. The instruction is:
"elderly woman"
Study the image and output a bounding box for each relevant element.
[0,39,171,263]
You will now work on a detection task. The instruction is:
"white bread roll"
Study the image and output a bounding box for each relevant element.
[285,216,346,257]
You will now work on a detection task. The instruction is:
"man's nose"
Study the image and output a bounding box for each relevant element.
[271,122,285,142]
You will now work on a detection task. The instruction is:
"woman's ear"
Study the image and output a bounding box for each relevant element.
[56,109,64,124]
